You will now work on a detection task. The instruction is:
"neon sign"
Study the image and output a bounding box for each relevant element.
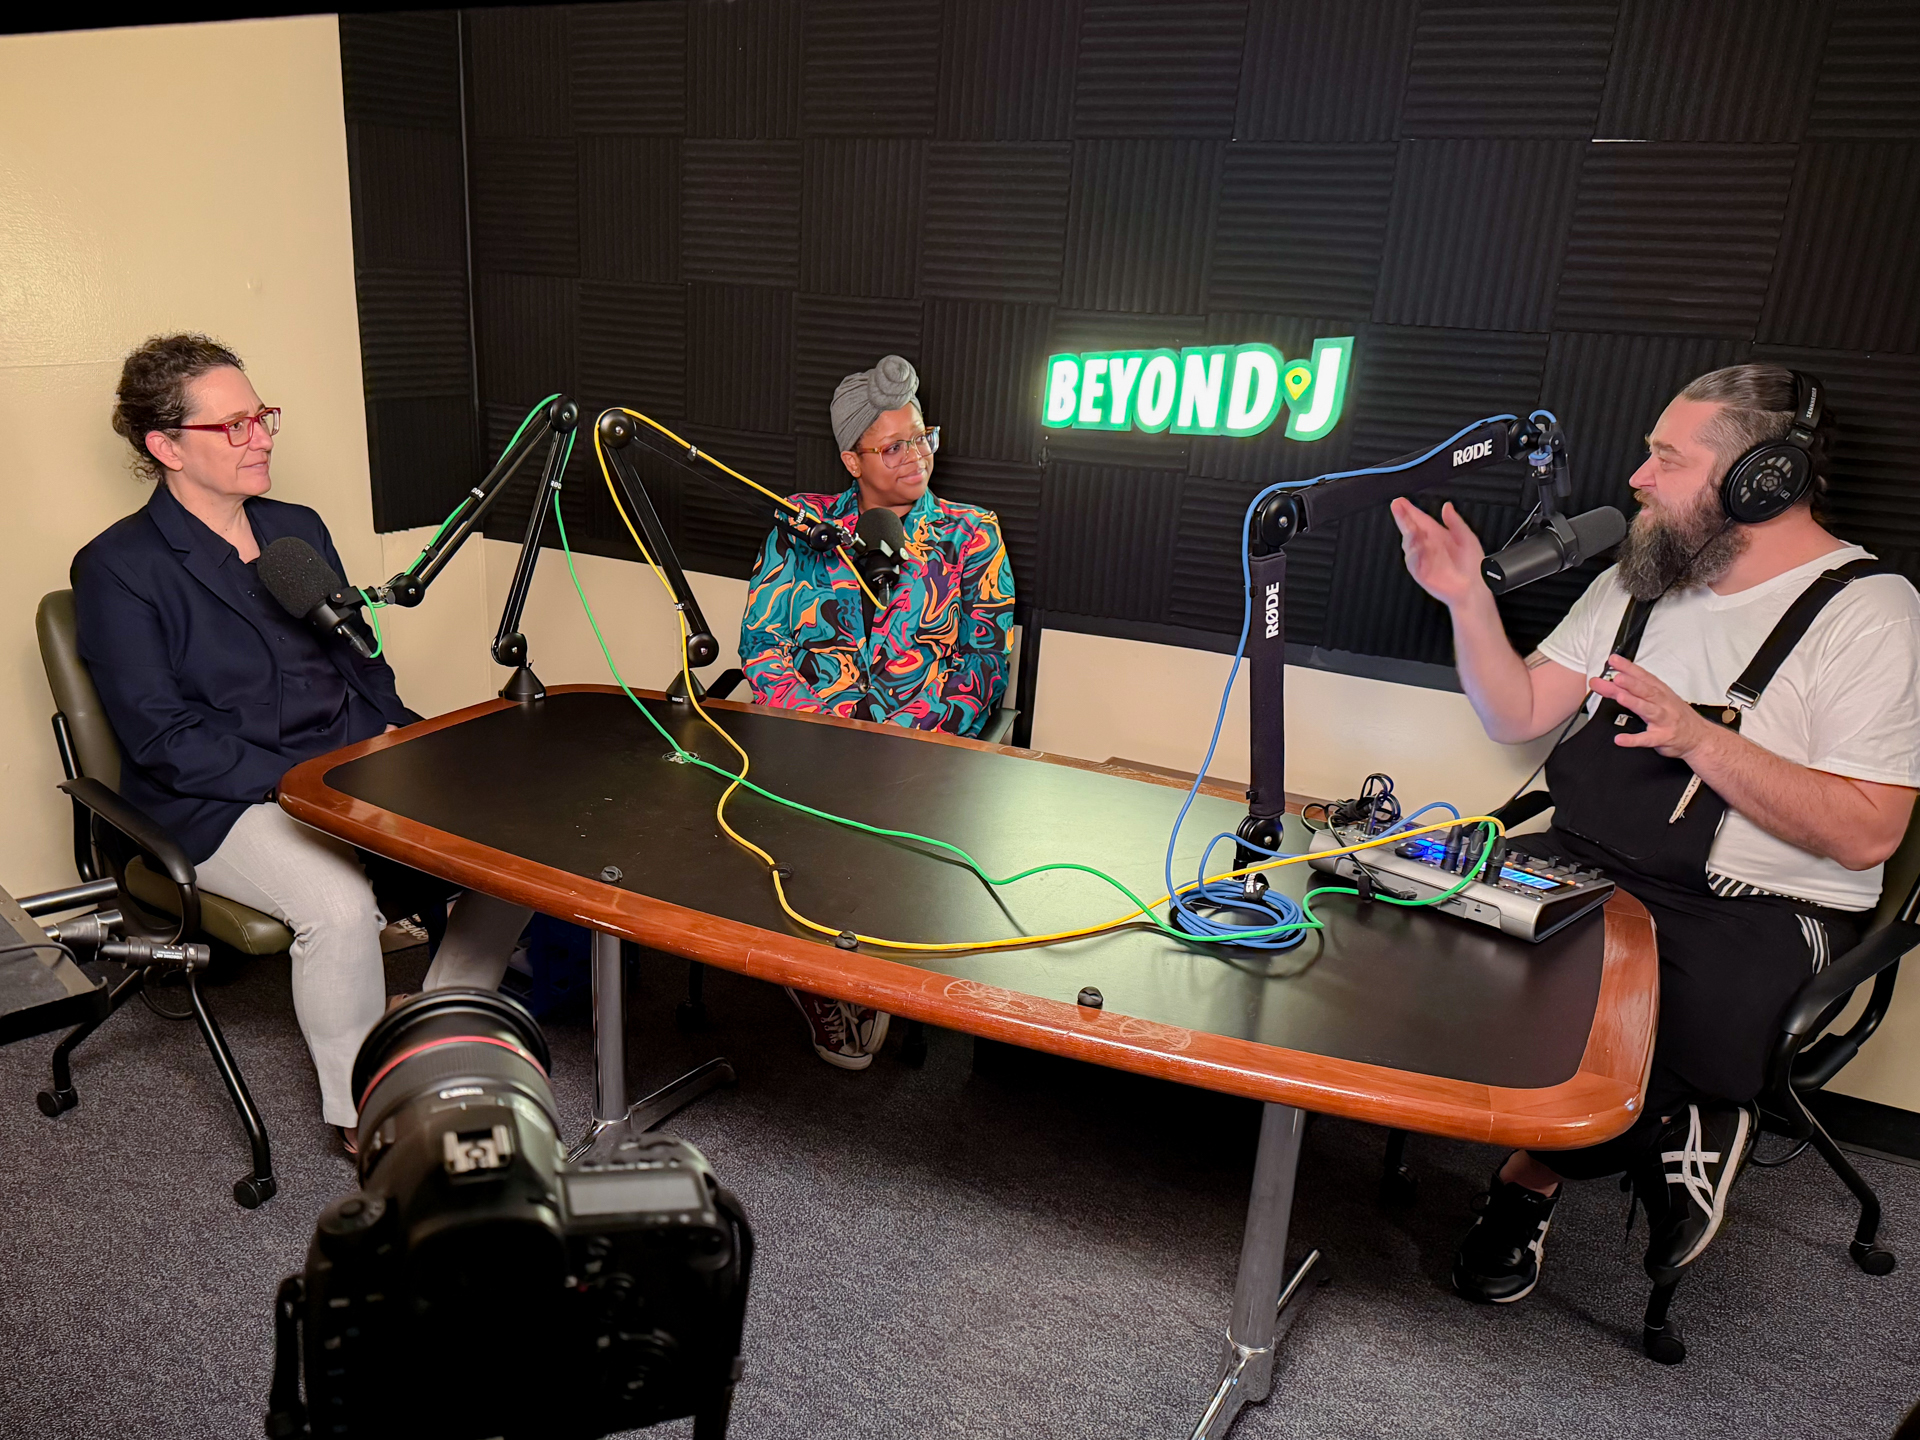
[1043,336,1352,441]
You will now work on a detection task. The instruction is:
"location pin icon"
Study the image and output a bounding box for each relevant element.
[1283,363,1312,403]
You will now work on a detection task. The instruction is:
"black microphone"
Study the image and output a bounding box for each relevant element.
[1481,506,1627,595]
[853,507,907,603]
[257,536,375,659]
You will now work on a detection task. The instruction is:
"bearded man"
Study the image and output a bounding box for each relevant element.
[1389,364,1920,1306]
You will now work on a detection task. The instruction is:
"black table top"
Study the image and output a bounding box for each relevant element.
[321,690,1605,1092]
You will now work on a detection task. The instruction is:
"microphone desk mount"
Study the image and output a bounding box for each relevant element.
[591,410,893,695]
[1234,415,1566,884]
[594,412,723,673]
[364,396,580,703]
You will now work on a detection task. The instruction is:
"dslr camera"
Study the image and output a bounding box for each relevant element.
[266,990,752,1439]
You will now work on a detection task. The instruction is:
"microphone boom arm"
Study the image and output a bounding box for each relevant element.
[595,413,722,670]
[1235,415,1561,879]
[378,397,579,608]
[490,404,582,702]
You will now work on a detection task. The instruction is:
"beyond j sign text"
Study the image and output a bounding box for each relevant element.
[1043,336,1352,441]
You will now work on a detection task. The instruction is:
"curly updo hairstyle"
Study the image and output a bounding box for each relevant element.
[110,333,245,482]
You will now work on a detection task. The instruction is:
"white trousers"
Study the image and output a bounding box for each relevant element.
[197,803,533,1126]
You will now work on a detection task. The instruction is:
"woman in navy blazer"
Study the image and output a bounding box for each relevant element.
[74,335,528,1151]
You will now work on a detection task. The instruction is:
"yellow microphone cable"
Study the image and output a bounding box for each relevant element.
[563,407,1507,954]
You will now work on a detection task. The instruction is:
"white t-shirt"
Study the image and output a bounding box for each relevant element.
[1536,545,1920,911]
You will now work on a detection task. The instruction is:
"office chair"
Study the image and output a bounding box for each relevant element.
[1378,788,1916,1363]
[1640,804,1918,1363]
[35,590,294,1206]
[33,590,452,1207]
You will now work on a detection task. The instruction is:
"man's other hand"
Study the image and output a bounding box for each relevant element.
[1589,656,1710,759]
[1390,499,1488,608]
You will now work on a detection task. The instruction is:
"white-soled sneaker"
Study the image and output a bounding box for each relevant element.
[851,1006,891,1055]
[786,987,872,1070]
[1637,1102,1752,1278]
[1453,1173,1560,1304]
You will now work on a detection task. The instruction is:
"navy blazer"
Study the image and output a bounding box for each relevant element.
[71,483,414,863]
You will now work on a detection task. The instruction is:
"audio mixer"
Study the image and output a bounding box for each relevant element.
[1306,825,1614,943]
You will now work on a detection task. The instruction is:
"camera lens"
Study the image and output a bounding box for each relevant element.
[351,987,556,1177]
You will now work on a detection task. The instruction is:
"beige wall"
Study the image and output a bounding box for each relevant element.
[0,16,390,893]
[3,17,1912,1112]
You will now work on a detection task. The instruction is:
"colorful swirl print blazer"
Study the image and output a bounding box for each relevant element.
[739,485,1014,739]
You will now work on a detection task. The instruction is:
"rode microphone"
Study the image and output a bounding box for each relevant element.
[853,507,907,603]
[257,536,376,659]
[1481,506,1626,595]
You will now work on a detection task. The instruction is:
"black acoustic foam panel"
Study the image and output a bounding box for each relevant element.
[936,0,1080,142]
[1806,0,1920,139]
[1236,0,1418,143]
[1372,140,1583,333]
[801,140,924,299]
[340,2,1920,676]
[1401,2,1618,139]
[1209,145,1399,318]
[340,11,475,533]
[1762,143,1920,356]
[1554,144,1797,337]
[1595,0,1829,143]
[579,136,680,283]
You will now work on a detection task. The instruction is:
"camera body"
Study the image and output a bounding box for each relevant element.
[271,991,750,1440]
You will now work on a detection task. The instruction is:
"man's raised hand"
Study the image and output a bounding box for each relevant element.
[1390,498,1489,608]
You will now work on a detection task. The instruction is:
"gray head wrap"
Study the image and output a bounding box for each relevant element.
[831,354,920,452]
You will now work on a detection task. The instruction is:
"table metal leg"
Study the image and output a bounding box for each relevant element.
[570,928,737,1163]
[1190,1103,1321,1440]
[591,928,626,1125]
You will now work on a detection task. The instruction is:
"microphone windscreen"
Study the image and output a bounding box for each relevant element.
[257,536,346,620]
[1570,505,1627,556]
[854,505,906,560]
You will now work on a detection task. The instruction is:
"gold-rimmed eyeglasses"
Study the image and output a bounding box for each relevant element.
[852,426,940,469]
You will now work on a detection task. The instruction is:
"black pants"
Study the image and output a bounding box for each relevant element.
[1533,860,1860,1181]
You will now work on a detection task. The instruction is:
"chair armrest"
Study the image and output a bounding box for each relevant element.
[1780,920,1920,1040]
[59,777,202,943]
[1491,790,1553,829]
[977,707,1018,746]
[705,668,745,701]
[60,778,196,888]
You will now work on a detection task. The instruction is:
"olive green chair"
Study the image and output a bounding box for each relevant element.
[37,590,293,953]
[35,589,291,1206]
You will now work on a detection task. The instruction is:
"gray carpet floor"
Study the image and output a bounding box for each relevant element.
[0,944,1914,1440]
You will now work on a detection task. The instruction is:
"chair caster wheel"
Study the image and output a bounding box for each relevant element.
[1642,1322,1685,1364]
[233,1175,277,1209]
[1850,1240,1896,1276]
[1378,1167,1418,1206]
[37,1087,77,1118]
[674,1001,709,1034]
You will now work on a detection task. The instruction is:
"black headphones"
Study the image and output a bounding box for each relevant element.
[1720,370,1825,525]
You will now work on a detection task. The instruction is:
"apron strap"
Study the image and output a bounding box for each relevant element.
[1607,596,1656,663]
[1725,557,1893,710]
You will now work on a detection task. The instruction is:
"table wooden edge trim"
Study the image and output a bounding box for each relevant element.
[278,689,1658,1152]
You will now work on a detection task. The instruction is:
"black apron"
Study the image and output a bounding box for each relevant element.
[1543,558,1887,894]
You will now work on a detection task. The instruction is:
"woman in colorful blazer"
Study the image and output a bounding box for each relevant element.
[738,354,1015,1070]
[740,355,1014,739]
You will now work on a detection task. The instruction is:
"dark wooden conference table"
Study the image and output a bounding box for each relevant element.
[280,684,1657,1438]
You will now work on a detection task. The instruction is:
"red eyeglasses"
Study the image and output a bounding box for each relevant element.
[174,408,281,446]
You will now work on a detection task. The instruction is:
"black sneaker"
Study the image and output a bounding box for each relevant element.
[1453,1174,1559,1303]
[1636,1103,1752,1280]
